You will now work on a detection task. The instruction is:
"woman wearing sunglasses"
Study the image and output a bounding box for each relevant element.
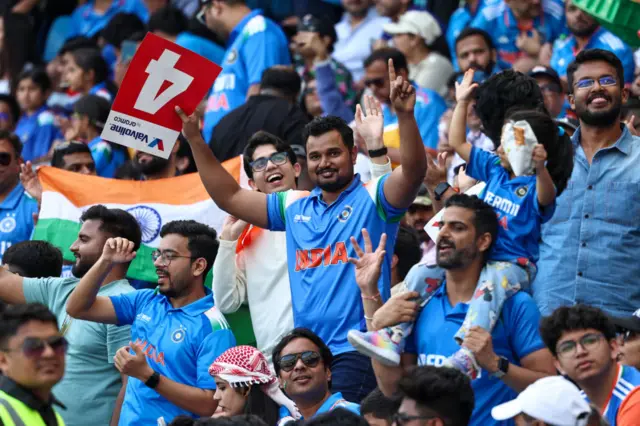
[208,346,301,425]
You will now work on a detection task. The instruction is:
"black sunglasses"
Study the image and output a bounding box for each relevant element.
[0,152,13,166]
[2,335,68,359]
[364,78,386,88]
[278,351,321,372]
[392,413,436,426]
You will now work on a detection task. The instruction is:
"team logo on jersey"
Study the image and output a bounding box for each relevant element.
[226,49,238,64]
[0,215,16,233]
[337,206,353,223]
[515,186,528,197]
[171,325,187,343]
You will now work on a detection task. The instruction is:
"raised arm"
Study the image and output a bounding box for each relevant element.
[212,216,249,314]
[355,95,393,174]
[175,107,269,229]
[383,59,428,209]
[532,144,555,207]
[449,69,479,163]
[0,267,26,304]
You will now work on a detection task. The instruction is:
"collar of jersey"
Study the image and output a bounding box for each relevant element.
[309,173,362,204]
[152,292,214,316]
[571,124,632,156]
[228,9,263,47]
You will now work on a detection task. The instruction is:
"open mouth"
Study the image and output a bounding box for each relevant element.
[292,375,311,384]
[437,241,455,254]
[156,269,169,283]
[266,173,283,184]
[318,169,337,178]
[588,94,610,107]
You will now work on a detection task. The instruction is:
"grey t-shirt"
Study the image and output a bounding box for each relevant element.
[23,277,133,426]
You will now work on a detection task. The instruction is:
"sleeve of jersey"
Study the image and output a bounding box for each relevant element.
[196,328,236,389]
[466,145,502,183]
[505,294,546,359]
[532,183,556,223]
[469,10,491,32]
[22,277,60,307]
[617,387,640,426]
[243,21,290,86]
[266,192,288,231]
[106,323,131,364]
[109,289,155,326]
[367,174,406,223]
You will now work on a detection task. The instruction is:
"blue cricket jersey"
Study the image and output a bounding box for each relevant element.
[408,283,546,426]
[89,82,113,103]
[67,0,149,39]
[0,183,38,262]
[471,0,564,65]
[110,290,236,425]
[550,27,635,84]
[15,106,61,162]
[446,0,499,68]
[278,392,359,426]
[266,174,405,355]
[88,136,127,178]
[467,146,555,263]
[203,9,290,142]
[581,364,640,426]
[176,32,225,66]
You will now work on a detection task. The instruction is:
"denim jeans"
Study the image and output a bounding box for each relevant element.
[330,351,377,403]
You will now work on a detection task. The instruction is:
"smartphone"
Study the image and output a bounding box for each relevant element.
[120,40,138,64]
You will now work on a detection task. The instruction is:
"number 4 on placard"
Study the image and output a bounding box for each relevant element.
[134,49,194,115]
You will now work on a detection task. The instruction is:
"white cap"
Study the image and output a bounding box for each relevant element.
[383,11,441,45]
[491,376,592,426]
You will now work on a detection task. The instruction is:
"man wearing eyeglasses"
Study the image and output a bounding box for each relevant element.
[0,303,67,426]
[532,49,640,319]
[65,220,236,426]
[540,304,640,426]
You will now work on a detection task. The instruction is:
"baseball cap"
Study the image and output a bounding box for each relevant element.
[411,184,432,207]
[610,308,640,334]
[491,376,591,426]
[297,14,337,44]
[529,65,562,88]
[73,95,111,130]
[383,11,441,45]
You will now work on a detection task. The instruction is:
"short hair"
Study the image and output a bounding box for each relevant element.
[0,94,20,124]
[454,27,495,52]
[58,36,98,56]
[69,48,110,85]
[100,12,146,49]
[260,67,302,100]
[302,116,354,150]
[272,328,333,377]
[397,366,475,426]
[194,415,267,426]
[51,142,93,169]
[394,226,422,282]
[567,48,625,93]
[3,241,63,278]
[444,194,498,253]
[540,305,618,357]
[242,131,297,179]
[0,303,58,348]
[17,68,51,93]
[364,48,408,73]
[148,6,188,36]
[160,220,219,277]
[125,31,147,44]
[360,388,401,422]
[303,408,369,426]
[80,205,142,251]
[0,130,23,156]
[168,415,195,426]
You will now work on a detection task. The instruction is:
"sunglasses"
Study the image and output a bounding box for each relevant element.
[2,336,68,359]
[364,78,386,88]
[574,76,617,90]
[278,351,321,372]
[250,152,289,172]
[392,413,436,426]
[0,152,13,166]
[556,332,604,358]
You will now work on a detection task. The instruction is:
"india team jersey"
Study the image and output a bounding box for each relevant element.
[467,146,555,262]
[266,174,405,355]
[203,10,290,142]
[15,106,61,162]
[0,183,38,262]
[581,364,640,426]
[278,392,359,426]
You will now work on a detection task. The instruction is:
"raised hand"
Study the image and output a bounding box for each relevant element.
[455,69,479,103]
[20,161,43,204]
[220,215,248,241]
[388,58,416,114]
[349,228,387,296]
[114,342,153,381]
[532,143,548,171]
[175,106,202,142]
[516,29,542,57]
[355,95,384,149]
[424,151,448,191]
[102,237,137,264]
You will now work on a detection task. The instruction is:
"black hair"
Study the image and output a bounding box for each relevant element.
[505,109,574,196]
[17,68,52,93]
[100,13,146,49]
[195,415,267,426]
[168,415,195,426]
[0,11,36,93]
[0,94,20,124]
[235,385,281,426]
[360,388,401,422]
[397,366,475,426]
[177,134,197,174]
[149,6,188,36]
[394,225,422,282]
[304,408,369,426]
[444,194,498,256]
[3,241,63,278]
[474,70,546,144]
[0,303,58,348]
[125,31,147,44]
[58,36,98,56]
[242,131,298,179]
[160,220,219,277]
[454,27,495,52]
[80,205,142,251]
[0,130,23,156]
[272,327,333,377]
[302,116,354,150]
[51,142,93,169]
[540,304,618,357]
[363,48,408,73]
[567,48,625,94]
[69,48,110,86]
[260,67,302,100]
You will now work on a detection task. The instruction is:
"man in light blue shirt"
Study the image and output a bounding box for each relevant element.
[533,48,640,318]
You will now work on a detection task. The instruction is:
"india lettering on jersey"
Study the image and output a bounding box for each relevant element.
[132,337,166,366]
[484,191,522,216]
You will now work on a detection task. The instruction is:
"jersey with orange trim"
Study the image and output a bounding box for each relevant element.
[581,364,640,426]
[266,174,405,355]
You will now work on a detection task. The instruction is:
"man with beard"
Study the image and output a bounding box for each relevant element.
[65,220,236,425]
[365,194,555,426]
[132,140,181,180]
[453,28,503,75]
[176,61,426,402]
[550,0,635,87]
[0,205,139,426]
[532,49,640,318]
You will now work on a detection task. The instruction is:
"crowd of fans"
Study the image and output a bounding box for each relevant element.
[0,0,638,425]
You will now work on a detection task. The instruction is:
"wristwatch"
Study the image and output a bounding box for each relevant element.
[368,147,388,158]
[145,371,161,389]
[492,356,510,379]
[434,182,451,201]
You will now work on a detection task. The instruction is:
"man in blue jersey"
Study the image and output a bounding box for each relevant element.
[550,0,635,86]
[367,195,555,426]
[177,60,427,402]
[65,221,236,425]
[67,0,149,39]
[199,0,290,142]
[540,305,640,425]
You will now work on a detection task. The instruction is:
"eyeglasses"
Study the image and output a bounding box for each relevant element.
[622,330,638,343]
[249,152,289,172]
[364,78,386,88]
[556,333,604,358]
[392,413,436,426]
[196,1,212,25]
[2,336,68,359]
[278,351,321,372]
[574,76,617,90]
[0,152,12,166]
[151,250,195,266]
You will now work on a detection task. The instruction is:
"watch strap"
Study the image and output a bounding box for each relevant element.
[492,356,509,378]
[368,147,388,158]
[145,371,160,389]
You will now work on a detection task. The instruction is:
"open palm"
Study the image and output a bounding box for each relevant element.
[355,96,384,147]
[349,229,387,294]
